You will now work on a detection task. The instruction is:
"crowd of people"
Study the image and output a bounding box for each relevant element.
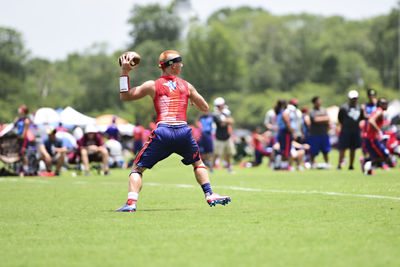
[206,88,398,175]
[0,108,123,176]
[0,88,398,178]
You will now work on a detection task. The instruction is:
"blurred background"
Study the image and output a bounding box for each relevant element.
[0,0,399,127]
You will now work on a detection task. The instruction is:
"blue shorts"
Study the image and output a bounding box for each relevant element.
[307,135,331,156]
[364,138,389,159]
[277,129,293,158]
[199,132,213,154]
[338,131,361,149]
[134,124,201,169]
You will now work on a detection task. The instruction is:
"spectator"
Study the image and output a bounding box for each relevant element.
[337,90,364,170]
[287,98,304,142]
[361,88,378,156]
[56,122,68,132]
[276,100,296,170]
[362,88,378,120]
[213,97,236,173]
[251,127,275,167]
[198,111,214,170]
[105,116,120,141]
[308,96,331,168]
[291,140,310,170]
[361,98,391,175]
[77,124,109,176]
[13,105,31,174]
[105,137,124,168]
[264,100,280,137]
[132,121,145,155]
[39,127,67,176]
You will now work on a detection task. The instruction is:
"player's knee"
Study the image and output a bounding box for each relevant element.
[130,164,146,176]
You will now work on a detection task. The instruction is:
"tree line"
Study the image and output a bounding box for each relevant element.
[0,2,399,128]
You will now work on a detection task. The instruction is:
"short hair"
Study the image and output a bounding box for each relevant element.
[377,97,388,107]
[19,105,28,114]
[159,50,180,62]
[367,88,377,96]
[311,96,319,104]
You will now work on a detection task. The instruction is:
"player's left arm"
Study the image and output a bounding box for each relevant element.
[188,83,209,112]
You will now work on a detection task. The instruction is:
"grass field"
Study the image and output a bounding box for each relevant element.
[1,153,400,267]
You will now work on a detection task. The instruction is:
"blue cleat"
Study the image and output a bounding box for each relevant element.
[206,193,231,207]
[115,203,136,212]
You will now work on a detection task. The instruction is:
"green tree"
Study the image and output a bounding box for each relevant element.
[127,4,181,48]
[0,27,28,122]
[368,7,399,89]
[184,24,244,99]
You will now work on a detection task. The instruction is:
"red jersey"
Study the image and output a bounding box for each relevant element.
[153,76,189,124]
[365,107,383,139]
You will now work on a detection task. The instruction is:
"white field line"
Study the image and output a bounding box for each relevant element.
[144,183,400,201]
[1,178,399,201]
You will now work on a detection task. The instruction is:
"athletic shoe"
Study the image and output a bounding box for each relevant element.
[206,193,231,207]
[363,161,372,175]
[382,163,390,170]
[115,199,136,212]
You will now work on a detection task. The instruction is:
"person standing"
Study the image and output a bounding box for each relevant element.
[287,98,304,142]
[213,97,236,173]
[308,96,331,168]
[116,50,231,212]
[198,112,214,170]
[105,116,120,141]
[264,101,280,138]
[13,105,31,174]
[276,100,296,170]
[337,90,364,170]
[360,88,378,155]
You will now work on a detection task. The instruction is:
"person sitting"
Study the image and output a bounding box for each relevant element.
[77,125,110,176]
[105,137,124,168]
[39,127,67,176]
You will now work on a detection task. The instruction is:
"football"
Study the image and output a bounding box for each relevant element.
[119,51,141,67]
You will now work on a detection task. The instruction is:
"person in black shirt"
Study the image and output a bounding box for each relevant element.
[213,97,235,173]
[337,90,364,170]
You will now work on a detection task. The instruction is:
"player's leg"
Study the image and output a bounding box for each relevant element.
[115,164,146,212]
[55,151,66,175]
[99,147,109,174]
[116,126,170,212]
[192,160,231,207]
[80,148,90,175]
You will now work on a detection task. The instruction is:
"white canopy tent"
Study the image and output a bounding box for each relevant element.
[59,106,96,126]
[33,107,60,125]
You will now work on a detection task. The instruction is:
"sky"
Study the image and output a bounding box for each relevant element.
[0,0,398,61]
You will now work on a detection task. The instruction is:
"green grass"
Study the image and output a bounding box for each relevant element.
[1,153,400,267]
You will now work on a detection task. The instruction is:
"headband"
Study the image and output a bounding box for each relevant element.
[158,56,182,69]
